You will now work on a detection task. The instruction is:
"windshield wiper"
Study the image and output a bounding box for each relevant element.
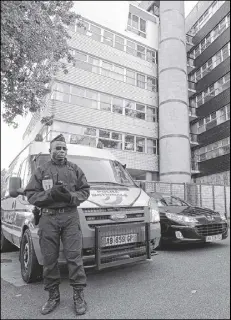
[89,181,132,187]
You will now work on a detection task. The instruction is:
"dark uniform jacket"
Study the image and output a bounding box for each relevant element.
[25,159,90,209]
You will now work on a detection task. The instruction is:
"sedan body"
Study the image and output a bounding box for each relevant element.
[148,193,228,245]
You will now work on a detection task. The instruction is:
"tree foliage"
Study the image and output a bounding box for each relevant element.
[1,1,81,127]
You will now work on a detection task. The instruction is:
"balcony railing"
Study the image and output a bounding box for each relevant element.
[191,160,200,172]
[188,80,196,91]
[190,133,199,145]
[189,106,197,120]
[187,57,195,73]
[186,33,194,50]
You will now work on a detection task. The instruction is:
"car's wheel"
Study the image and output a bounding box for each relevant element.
[1,226,16,252]
[20,229,43,283]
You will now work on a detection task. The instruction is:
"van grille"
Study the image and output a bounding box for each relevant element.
[82,206,145,225]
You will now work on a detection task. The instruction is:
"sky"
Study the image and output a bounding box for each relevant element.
[1,1,198,170]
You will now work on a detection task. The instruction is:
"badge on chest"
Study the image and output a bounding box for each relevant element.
[42,177,53,191]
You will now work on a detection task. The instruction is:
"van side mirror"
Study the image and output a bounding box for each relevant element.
[122,164,126,169]
[9,177,24,198]
[140,181,146,191]
[135,181,146,191]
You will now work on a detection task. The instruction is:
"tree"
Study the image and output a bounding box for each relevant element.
[1,1,81,128]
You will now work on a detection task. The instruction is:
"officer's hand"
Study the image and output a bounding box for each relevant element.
[59,187,72,203]
[51,186,71,203]
[50,185,65,201]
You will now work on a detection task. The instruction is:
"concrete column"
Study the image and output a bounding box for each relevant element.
[145,172,153,181]
[158,1,191,183]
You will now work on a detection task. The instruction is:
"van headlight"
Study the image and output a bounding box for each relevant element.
[148,198,160,223]
[166,212,198,224]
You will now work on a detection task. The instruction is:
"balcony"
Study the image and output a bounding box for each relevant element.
[188,80,196,98]
[190,133,199,147]
[187,56,195,74]
[189,106,197,122]
[191,160,200,174]
[186,34,194,52]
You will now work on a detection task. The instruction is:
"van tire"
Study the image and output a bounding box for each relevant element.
[20,229,43,283]
[1,227,16,252]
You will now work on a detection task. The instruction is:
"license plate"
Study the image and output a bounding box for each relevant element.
[101,234,137,247]
[206,234,222,242]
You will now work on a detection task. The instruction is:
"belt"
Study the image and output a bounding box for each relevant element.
[42,208,74,215]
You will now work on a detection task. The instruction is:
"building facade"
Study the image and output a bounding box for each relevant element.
[21,1,230,184]
[185,0,230,185]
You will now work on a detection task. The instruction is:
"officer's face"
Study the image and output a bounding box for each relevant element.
[50,141,67,161]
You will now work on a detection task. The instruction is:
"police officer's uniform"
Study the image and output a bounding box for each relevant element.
[25,134,90,315]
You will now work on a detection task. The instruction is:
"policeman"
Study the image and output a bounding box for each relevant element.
[25,134,90,316]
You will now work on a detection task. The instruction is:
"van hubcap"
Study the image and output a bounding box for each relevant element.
[23,243,29,269]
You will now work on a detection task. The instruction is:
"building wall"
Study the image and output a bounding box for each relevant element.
[72,1,159,49]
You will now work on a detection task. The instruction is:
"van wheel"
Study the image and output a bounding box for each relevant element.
[1,226,15,252]
[20,229,43,283]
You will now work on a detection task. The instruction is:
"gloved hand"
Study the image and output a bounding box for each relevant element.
[51,185,72,203]
[50,185,66,202]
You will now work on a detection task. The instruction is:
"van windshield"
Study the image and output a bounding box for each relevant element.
[32,154,136,187]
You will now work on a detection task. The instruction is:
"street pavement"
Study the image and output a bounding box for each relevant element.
[1,236,230,319]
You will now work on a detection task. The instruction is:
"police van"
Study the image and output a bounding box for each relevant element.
[1,141,161,283]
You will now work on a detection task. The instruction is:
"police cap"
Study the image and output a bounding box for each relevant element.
[50,134,66,144]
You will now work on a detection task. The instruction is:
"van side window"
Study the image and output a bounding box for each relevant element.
[18,157,31,188]
[2,175,9,198]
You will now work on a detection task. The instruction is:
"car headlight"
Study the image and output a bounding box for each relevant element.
[166,212,198,224]
[148,198,160,223]
[220,212,227,221]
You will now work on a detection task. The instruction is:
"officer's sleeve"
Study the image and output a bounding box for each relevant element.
[24,167,54,208]
[69,166,90,206]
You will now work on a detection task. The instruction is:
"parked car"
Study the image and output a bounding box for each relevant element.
[147,192,228,247]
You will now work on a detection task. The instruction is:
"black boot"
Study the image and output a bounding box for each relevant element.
[41,286,60,315]
[73,288,87,315]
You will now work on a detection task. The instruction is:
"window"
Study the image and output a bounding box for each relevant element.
[103,30,113,46]
[99,130,110,138]
[112,97,123,114]
[126,69,136,85]
[127,13,146,38]
[112,65,124,81]
[90,25,101,41]
[126,40,136,56]
[136,137,145,152]
[88,56,100,73]
[147,77,157,92]
[100,94,111,112]
[85,90,98,109]
[101,61,113,77]
[84,127,96,136]
[136,104,145,120]
[76,21,89,34]
[147,107,157,122]
[222,43,230,60]
[137,73,145,89]
[147,49,156,63]
[137,45,145,60]
[99,131,122,150]
[115,35,124,51]
[147,139,157,154]
[125,135,135,151]
[19,157,31,188]
[54,91,69,103]
[125,101,136,118]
